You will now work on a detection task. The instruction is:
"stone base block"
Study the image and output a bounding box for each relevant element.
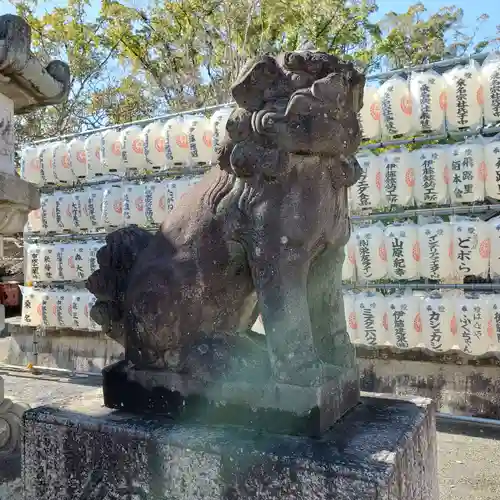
[22,392,438,500]
[102,360,359,437]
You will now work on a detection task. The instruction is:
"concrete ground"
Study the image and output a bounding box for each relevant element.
[1,370,500,499]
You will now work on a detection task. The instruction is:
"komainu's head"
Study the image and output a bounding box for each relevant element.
[218,50,365,182]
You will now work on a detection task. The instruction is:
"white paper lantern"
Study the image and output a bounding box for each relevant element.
[102,184,124,227]
[412,146,450,205]
[481,54,500,125]
[40,291,58,328]
[119,125,148,171]
[100,129,123,173]
[165,178,191,212]
[68,138,87,179]
[381,149,414,207]
[71,291,90,330]
[444,63,483,131]
[448,141,486,204]
[72,191,92,231]
[20,147,42,185]
[351,152,383,211]
[144,181,166,225]
[73,243,92,281]
[186,115,212,165]
[87,240,104,276]
[384,223,420,280]
[26,208,43,234]
[487,296,500,353]
[451,218,490,279]
[87,294,101,332]
[410,70,447,133]
[418,222,453,280]
[359,85,381,140]
[40,195,58,233]
[484,137,500,199]
[25,244,42,282]
[21,287,43,327]
[142,121,165,169]
[84,133,104,178]
[163,118,190,166]
[378,76,414,138]
[386,294,421,349]
[355,292,388,347]
[342,232,357,282]
[39,245,57,282]
[54,192,74,232]
[86,186,104,229]
[420,294,458,352]
[38,143,58,185]
[354,224,388,281]
[454,295,492,355]
[343,292,359,344]
[54,291,74,328]
[52,141,74,184]
[123,184,147,226]
[54,243,77,281]
[210,107,233,162]
[489,216,500,278]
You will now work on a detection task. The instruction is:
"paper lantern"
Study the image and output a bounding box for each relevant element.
[38,143,58,185]
[444,63,483,131]
[162,117,189,166]
[484,137,500,199]
[54,192,74,232]
[142,121,165,169]
[40,195,58,233]
[386,293,421,349]
[54,243,77,281]
[342,232,357,282]
[355,292,388,347]
[86,186,104,229]
[20,146,42,185]
[26,208,43,234]
[410,70,447,133]
[40,290,58,328]
[72,191,92,231]
[25,244,42,282]
[100,129,123,173]
[119,125,148,171]
[210,107,234,162]
[448,141,486,204]
[123,183,147,226]
[52,141,74,184]
[455,295,492,355]
[87,240,104,275]
[481,54,500,125]
[378,76,414,138]
[144,181,166,225]
[71,291,89,330]
[350,152,383,211]
[53,291,74,328]
[353,224,388,281]
[381,149,414,207]
[39,245,57,282]
[84,133,104,178]
[451,217,490,279]
[412,146,449,205]
[359,85,381,140]
[68,138,87,179]
[102,184,124,227]
[186,115,212,165]
[418,221,453,280]
[420,294,457,352]
[343,292,359,344]
[384,223,420,280]
[487,296,500,353]
[489,216,500,278]
[20,287,43,327]
[87,293,101,331]
[165,178,191,212]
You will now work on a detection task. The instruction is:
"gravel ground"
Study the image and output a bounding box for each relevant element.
[1,371,500,499]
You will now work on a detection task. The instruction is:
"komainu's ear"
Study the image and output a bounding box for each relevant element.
[231,55,286,111]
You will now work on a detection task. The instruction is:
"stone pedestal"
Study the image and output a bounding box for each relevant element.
[22,392,438,499]
[0,376,29,482]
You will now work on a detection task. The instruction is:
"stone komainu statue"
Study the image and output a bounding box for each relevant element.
[87,50,364,386]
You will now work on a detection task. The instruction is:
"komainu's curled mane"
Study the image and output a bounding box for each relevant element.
[87,50,364,385]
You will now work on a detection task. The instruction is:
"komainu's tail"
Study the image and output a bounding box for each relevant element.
[86,225,154,344]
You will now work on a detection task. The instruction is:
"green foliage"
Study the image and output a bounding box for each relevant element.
[8,0,499,143]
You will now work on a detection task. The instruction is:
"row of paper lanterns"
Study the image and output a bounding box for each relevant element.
[351,138,500,211]
[19,108,233,186]
[345,290,500,356]
[20,287,101,331]
[25,241,105,283]
[25,176,201,234]
[360,55,500,139]
[343,216,498,282]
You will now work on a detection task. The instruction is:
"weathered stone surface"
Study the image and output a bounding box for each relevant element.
[22,393,438,500]
[0,15,70,113]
